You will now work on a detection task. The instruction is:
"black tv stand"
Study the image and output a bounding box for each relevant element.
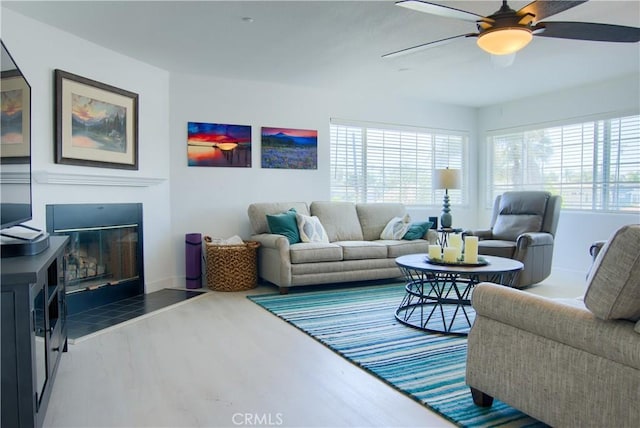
[1,224,49,258]
[1,236,69,428]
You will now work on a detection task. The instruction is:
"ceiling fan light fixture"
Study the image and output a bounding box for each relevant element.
[477,27,533,55]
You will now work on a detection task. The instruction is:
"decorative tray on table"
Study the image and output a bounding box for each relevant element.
[425,256,489,267]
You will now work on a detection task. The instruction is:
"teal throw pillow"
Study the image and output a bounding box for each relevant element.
[266,208,300,244]
[403,221,433,240]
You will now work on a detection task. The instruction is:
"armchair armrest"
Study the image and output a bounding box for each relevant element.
[472,283,640,369]
[590,240,606,260]
[510,232,554,285]
[515,231,553,249]
[463,229,493,240]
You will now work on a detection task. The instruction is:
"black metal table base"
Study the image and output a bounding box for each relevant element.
[395,267,517,336]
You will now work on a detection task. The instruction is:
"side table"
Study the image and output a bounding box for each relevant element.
[437,227,463,248]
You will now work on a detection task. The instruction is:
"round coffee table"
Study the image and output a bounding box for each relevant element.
[395,254,523,336]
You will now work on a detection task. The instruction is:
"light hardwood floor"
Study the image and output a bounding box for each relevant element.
[44,270,587,428]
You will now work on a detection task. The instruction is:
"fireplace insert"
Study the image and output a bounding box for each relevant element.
[46,203,144,315]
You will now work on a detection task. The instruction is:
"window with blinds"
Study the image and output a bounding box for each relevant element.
[330,121,467,205]
[488,114,640,212]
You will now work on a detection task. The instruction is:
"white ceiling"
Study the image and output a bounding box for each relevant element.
[4,0,640,107]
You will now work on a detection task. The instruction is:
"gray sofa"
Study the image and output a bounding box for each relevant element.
[248,201,437,293]
[466,224,640,427]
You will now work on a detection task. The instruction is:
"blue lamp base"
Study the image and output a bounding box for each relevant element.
[440,192,453,228]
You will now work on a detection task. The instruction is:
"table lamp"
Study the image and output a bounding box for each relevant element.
[434,168,461,229]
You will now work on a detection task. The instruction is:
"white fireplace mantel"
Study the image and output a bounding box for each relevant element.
[34,171,166,187]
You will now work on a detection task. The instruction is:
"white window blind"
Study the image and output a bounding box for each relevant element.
[330,121,466,205]
[488,114,640,211]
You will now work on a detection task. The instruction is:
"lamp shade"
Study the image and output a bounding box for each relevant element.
[434,168,461,190]
[477,27,533,56]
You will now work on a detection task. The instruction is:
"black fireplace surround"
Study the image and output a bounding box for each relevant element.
[46,203,144,315]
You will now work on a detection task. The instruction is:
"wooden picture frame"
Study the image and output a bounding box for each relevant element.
[55,69,138,170]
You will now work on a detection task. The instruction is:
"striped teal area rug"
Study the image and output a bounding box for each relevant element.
[249,283,543,428]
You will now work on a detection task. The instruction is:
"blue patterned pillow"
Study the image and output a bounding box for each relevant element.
[380,216,411,240]
[296,213,329,243]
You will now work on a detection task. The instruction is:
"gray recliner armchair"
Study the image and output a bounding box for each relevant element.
[465,224,640,427]
[464,191,561,288]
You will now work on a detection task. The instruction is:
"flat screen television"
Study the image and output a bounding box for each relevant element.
[1,39,32,231]
[0,40,47,257]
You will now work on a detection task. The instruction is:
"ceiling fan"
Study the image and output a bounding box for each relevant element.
[383,0,640,58]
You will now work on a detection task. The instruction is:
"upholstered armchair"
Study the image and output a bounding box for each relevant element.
[464,191,561,288]
[465,224,640,427]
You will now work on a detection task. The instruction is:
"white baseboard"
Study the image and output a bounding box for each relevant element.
[144,276,175,293]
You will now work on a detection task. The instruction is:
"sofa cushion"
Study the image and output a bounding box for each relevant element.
[356,203,406,241]
[380,216,411,240]
[336,241,387,260]
[248,202,309,234]
[290,242,343,264]
[266,208,300,244]
[403,221,433,240]
[296,213,329,243]
[478,240,517,259]
[492,191,550,241]
[584,224,640,322]
[310,201,364,242]
[290,258,398,276]
[383,239,430,258]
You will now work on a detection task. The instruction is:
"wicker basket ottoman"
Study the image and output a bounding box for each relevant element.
[204,237,260,291]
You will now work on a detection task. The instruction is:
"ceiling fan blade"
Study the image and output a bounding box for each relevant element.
[517,0,588,23]
[396,0,484,23]
[382,33,475,59]
[535,22,640,42]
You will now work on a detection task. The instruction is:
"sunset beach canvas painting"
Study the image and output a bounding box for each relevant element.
[261,127,317,169]
[187,122,252,167]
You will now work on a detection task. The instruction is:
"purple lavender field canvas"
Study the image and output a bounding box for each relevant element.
[261,127,317,169]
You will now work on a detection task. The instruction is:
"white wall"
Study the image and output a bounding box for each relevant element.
[169,73,477,280]
[7,5,637,286]
[2,9,174,292]
[3,7,477,291]
[478,74,640,275]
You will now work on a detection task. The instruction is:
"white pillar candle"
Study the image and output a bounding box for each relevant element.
[449,234,463,259]
[464,236,479,264]
[443,247,457,263]
[449,234,462,248]
[428,244,441,260]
